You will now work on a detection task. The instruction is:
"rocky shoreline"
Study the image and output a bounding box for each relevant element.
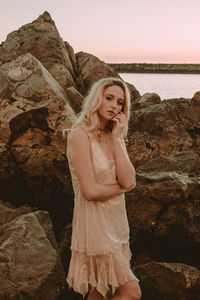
[109,63,200,74]
[0,11,200,300]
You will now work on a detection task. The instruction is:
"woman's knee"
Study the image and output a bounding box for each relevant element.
[118,280,142,300]
[129,285,142,300]
[88,288,104,300]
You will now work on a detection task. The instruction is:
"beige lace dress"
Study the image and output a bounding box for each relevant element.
[66,123,139,298]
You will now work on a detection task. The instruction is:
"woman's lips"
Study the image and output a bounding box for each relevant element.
[107,110,115,115]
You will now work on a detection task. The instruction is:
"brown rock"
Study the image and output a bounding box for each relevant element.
[65,86,84,113]
[75,51,140,100]
[0,68,11,99]
[0,127,74,232]
[137,151,200,173]
[0,200,36,226]
[126,151,200,266]
[139,93,161,104]
[192,91,200,105]
[0,210,66,300]
[75,51,119,96]
[64,41,78,73]
[125,81,140,101]
[0,11,76,90]
[47,63,76,91]
[128,98,200,166]
[0,52,76,144]
[57,223,72,275]
[134,262,200,300]
[126,105,200,266]
[0,53,75,233]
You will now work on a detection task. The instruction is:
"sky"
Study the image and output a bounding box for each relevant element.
[0,0,200,63]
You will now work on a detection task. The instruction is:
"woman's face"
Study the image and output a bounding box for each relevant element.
[97,85,125,121]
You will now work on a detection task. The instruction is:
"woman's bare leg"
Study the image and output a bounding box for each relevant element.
[88,288,106,300]
[111,280,142,300]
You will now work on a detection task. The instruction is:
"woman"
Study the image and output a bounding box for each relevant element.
[66,77,141,300]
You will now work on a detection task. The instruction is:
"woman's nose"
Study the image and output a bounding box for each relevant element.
[111,100,117,109]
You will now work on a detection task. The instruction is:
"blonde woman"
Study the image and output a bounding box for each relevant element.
[66,78,141,300]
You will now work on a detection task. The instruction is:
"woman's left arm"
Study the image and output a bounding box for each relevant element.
[112,111,136,190]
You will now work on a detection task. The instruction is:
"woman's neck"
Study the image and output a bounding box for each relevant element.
[98,115,108,130]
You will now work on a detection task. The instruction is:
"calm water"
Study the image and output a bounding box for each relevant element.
[119,73,200,100]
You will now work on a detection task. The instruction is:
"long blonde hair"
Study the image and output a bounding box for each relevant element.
[73,77,131,138]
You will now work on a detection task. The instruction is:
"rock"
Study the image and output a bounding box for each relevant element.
[0,11,76,90]
[0,68,11,99]
[131,92,161,110]
[75,51,119,95]
[0,53,75,234]
[134,262,200,300]
[57,223,72,275]
[75,51,140,100]
[0,200,37,225]
[139,93,161,104]
[65,86,84,113]
[0,209,66,300]
[192,91,200,105]
[125,81,141,101]
[137,151,200,173]
[128,98,200,166]
[125,94,200,270]
[64,41,78,74]
[0,126,74,233]
[48,63,76,91]
[0,52,76,143]
[126,152,200,267]
[75,51,139,101]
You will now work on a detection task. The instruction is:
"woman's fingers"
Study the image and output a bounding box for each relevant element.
[113,112,126,125]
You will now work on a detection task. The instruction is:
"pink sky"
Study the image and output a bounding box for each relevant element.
[0,0,200,63]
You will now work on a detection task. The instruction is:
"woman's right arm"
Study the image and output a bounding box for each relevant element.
[67,127,127,202]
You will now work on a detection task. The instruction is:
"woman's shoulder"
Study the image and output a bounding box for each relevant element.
[67,122,90,141]
[73,122,89,130]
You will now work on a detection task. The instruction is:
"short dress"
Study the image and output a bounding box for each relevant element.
[66,123,139,298]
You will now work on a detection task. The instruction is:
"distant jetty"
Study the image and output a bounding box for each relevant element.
[109,63,200,74]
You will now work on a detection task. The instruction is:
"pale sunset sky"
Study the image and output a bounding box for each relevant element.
[0,0,199,63]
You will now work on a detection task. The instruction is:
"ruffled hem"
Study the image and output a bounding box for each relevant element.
[66,243,139,298]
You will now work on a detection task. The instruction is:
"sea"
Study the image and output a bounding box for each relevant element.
[119,73,200,100]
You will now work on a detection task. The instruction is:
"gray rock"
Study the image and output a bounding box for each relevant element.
[0,209,66,300]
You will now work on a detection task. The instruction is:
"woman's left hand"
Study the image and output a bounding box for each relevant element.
[111,111,127,139]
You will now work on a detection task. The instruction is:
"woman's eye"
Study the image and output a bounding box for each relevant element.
[106,96,112,100]
[118,102,123,106]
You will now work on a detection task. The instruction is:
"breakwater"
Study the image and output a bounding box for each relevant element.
[109,63,200,74]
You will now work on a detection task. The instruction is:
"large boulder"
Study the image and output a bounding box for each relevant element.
[132,92,161,110]
[0,53,76,233]
[128,97,200,166]
[134,262,200,300]
[75,51,140,99]
[75,51,119,96]
[126,151,200,267]
[0,11,76,91]
[0,204,66,300]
